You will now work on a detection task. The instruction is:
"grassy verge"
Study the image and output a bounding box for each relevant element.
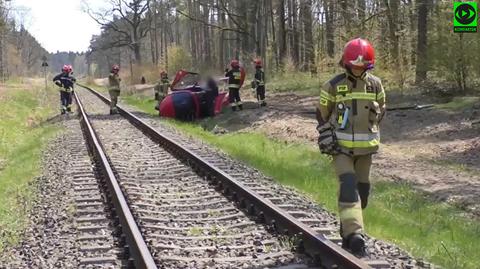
[267,72,326,95]
[121,93,479,268]
[122,95,158,115]
[435,96,480,111]
[0,81,59,251]
[166,123,478,269]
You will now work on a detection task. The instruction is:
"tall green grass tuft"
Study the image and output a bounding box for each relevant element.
[0,82,59,251]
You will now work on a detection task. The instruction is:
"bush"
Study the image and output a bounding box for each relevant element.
[168,46,193,74]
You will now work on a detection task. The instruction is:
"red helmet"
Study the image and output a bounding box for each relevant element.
[254,59,262,68]
[342,38,375,70]
[62,65,71,73]
[112,64,120,73]
[67,65,73,73]
[230,59,240,68]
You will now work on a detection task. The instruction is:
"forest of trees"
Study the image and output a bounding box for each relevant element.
[0,1,89,79]
[0,0,49,80]
[85,0,480,91]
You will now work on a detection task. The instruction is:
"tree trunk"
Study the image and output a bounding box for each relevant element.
[340,0,350,37]
[0,30,3,82]
[152,0,159,65]
[357,0,366,35]
[415,0,428,83]
[275,0,287,67]
[385,0,399,65]
[269,0,279,69]
[133,43,142,64]
[409,0,416,66]
[187,0,197,65]
[218,0,225,69]
[291,0,299,66]
[325,0,335,58]
[301,0,315,73]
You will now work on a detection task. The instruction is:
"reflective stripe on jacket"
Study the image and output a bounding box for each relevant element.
[318,72,386,155]
[225,68,242,89]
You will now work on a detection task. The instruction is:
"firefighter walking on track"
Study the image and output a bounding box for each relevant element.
[225,59,243,111]
[108,64,121,114]
[315,38,386,257]
[53,64,76,114]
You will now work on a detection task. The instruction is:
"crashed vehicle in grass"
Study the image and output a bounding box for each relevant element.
[158,69,245,121]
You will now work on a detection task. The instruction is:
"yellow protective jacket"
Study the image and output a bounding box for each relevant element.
[154,79,170,94]
[318,72,386,156]
[108,73,121,91]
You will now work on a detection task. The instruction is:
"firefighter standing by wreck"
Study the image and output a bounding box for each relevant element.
[154,71,170,102]
[252,59,267,106]
[154,71,170,110]
[225,60,243,111]
[316,38,386,256]
[108,64,121,114]
[53,64,76,114]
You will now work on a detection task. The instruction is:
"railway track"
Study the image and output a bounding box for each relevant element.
[69,125,128,268]
[73,84,392,269]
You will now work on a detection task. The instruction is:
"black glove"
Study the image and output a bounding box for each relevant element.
[317,122,338,155]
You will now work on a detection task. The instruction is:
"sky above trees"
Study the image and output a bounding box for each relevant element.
[12,0,102,52]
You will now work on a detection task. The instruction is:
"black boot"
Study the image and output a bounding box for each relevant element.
[344,233,368,257]
[358,183,371,209]
[238,104,243,110]
[261,101,267,107]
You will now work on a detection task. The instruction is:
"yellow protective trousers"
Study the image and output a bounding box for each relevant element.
[109,89,120,110]
[332,153,372,238]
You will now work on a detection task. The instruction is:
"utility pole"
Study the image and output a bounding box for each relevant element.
[41,56,48,90]
[41,56,48,105]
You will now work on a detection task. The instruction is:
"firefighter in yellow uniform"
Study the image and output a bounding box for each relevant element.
[154,71,170,110]
[108,64,121,114]
[316,38,386,256]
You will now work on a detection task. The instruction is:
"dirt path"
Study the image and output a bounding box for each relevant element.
[204,91,480,216]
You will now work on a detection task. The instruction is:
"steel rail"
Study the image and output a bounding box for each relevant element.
[73,91,158,269]
[77,84,371,269]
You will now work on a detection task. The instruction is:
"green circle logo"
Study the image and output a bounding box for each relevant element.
[453,2,478,33]
[455,3,476,25]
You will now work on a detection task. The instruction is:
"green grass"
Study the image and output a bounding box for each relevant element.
[0,82,59,251]
[435,96,480,111]
[267,72,327,95]
[122,95,158,115]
